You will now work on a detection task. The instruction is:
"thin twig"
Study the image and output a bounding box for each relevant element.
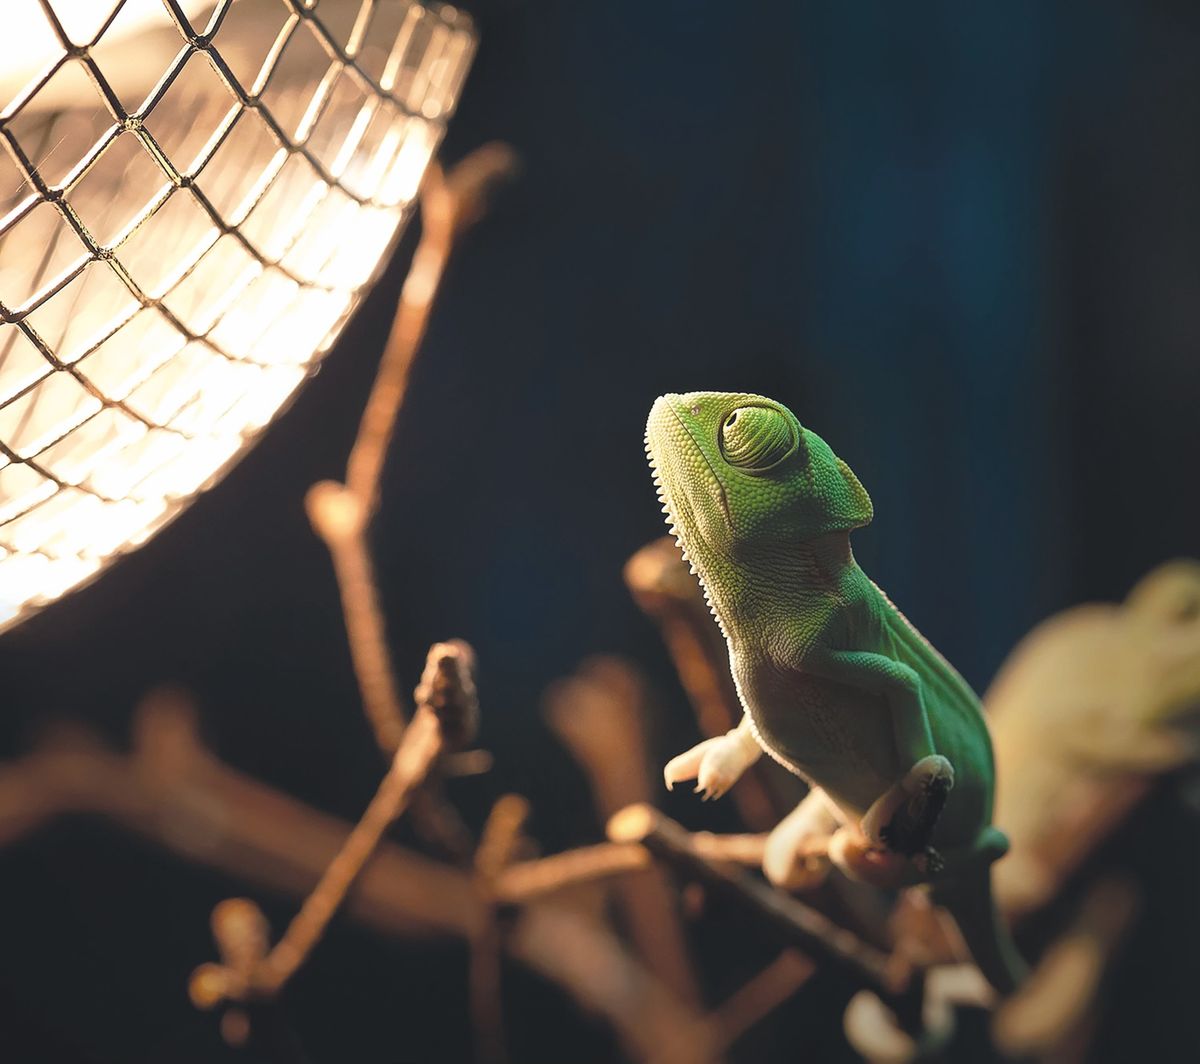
[545,657,702,1007]
[469,795,531,1064]
[251,638,478,996]
[255,705,444,994]
[493,834,770,904]
[345,144,518,511]
[307,143,518,755]
[307,481,407,752]
[0,693,484,938]
[496,843,653,901]
[187,696,450,1018]
[476,794,532,885]
[507,904,722,1064]
[0,701,729,1061]
[707,950,816,1052]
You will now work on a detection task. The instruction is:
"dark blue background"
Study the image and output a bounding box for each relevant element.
[2,2,1198,1060]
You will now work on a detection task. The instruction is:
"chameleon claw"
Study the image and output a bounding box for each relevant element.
[913,846,945,876]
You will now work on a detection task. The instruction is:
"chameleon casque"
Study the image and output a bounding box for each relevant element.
[645,390,1026,994]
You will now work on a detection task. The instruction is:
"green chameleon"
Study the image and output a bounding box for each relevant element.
[645,390,1026,994]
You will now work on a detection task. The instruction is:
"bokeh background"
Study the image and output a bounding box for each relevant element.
[2,1,1198,1060]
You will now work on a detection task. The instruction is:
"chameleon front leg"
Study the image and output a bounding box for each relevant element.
[663,713,762,800]
[808,649,954,857]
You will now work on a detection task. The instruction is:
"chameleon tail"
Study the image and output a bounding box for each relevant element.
[930,833,1028,996]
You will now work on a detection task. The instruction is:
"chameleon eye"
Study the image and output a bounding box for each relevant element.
[719,406,797,471]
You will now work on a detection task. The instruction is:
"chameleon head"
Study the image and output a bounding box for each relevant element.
[645,391,873,598]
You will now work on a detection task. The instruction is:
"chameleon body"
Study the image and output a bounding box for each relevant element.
[645,390,1025,993]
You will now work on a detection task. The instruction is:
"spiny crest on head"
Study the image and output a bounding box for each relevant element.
[645,428,728,639]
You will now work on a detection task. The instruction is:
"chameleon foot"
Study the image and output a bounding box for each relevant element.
[663,723,761,801]
[879,756,954,858]
[913,845,946,877]
[862,754,954,857]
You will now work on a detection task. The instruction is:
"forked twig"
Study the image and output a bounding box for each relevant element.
[307,143,518,755]
[192,640,477,1009]
[0,708,884,1060]
[255,706,444,993]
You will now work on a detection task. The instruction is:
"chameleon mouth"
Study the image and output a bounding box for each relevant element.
[647,397,731,521]
[644,425,691,563]
[644,397,730,639]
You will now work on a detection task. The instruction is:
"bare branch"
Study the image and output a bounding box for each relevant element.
[508,904,721,1064]
[0,690,736,1062]
[307,143,518,755]
[0,692,484,938]
[346,143,518,513]
[205,639,479,1001]
[470,794,531,1064]
[608,804,914,1010]
[255,704,445,995]
[545,656,703,1007]
[493,833,770,904]
[707,950,816,1052]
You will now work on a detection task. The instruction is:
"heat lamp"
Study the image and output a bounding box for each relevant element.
[0,0,474,630]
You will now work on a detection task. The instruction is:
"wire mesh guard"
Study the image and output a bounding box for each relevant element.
[0,0,474,632]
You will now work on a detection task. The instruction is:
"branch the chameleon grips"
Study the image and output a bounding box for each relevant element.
[607,805,909,999]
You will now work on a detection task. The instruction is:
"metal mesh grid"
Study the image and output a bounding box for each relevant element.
[0,0,475,631]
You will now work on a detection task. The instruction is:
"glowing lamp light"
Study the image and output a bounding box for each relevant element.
[0,0,475,631]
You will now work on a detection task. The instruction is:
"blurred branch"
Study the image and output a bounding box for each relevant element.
[545,656,702,1006]
[470,794,531,1064]
[0,689,484,938]
[707,950,816,1053]
[193,640,477,1006]
[508,903,721,1064]
[255,707,443,993]
[306,143,518,755]
[992,877,1139,1061]
[494,834,768,903]
[345,144,519,511]
[0,695,844,1062]
[989,560,1200,920]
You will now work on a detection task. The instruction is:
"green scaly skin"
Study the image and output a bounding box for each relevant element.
[645,390,1026,994]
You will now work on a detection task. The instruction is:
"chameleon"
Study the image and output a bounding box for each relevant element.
[645,390,1026,994]
[986,558,1200,917]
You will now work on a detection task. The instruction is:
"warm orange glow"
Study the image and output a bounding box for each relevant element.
[0,0,475,629]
